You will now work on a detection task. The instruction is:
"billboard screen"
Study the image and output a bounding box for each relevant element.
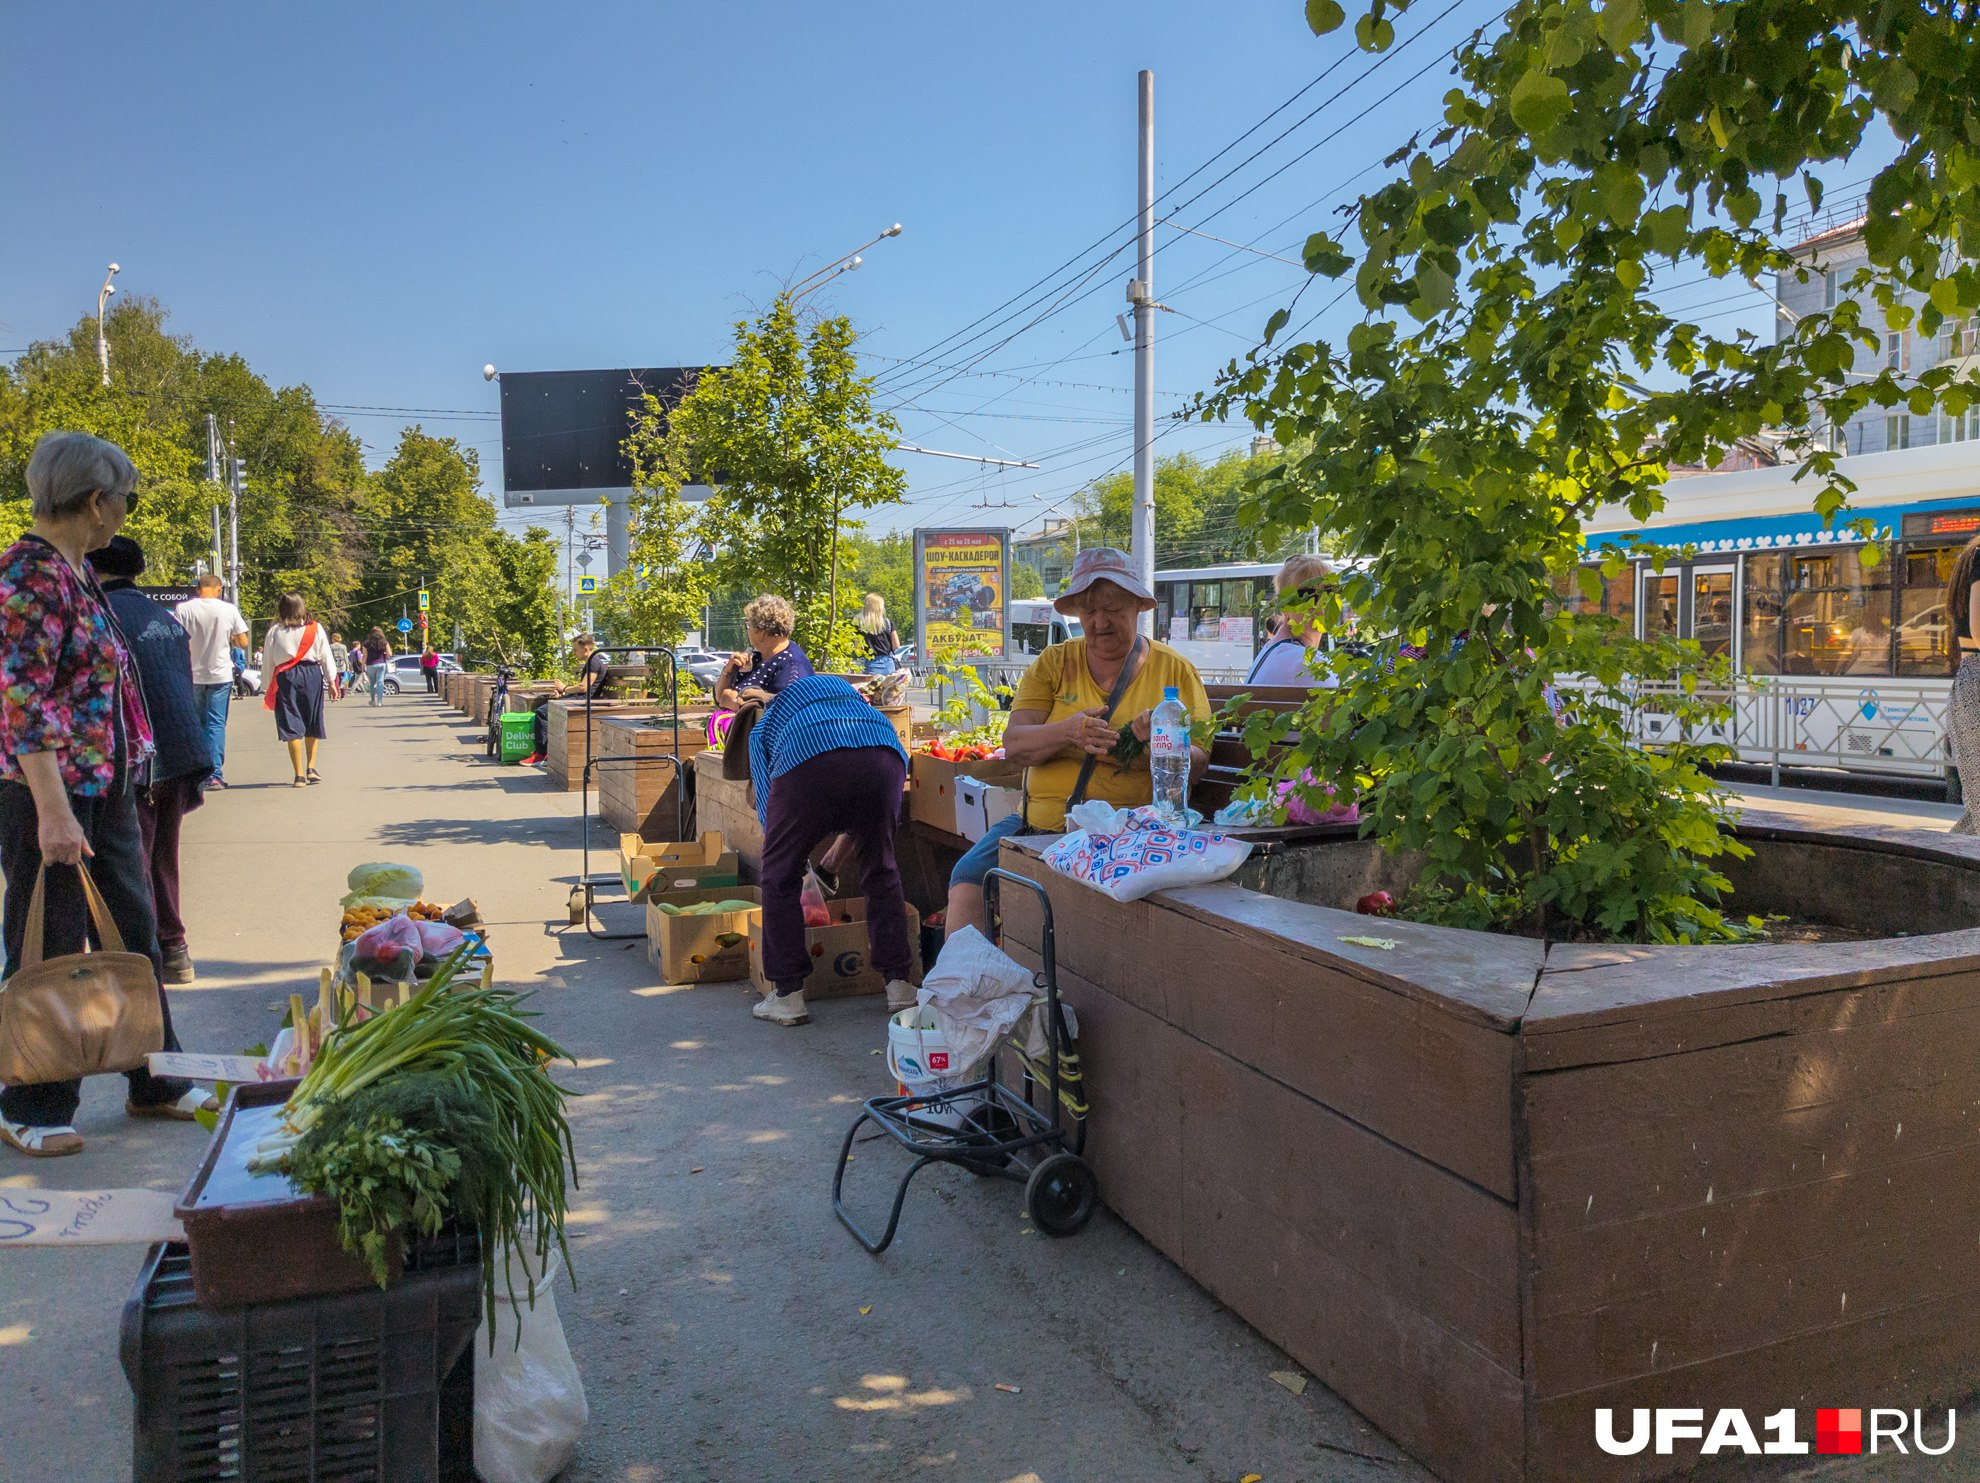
[914,528,1010,665]
[497,367,697,499]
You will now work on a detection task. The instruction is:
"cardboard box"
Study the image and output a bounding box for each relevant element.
[646,886,762,983]
[620,831,740,902]
[747,897,922,1000]
[908,754,965,832]
[956,777,1024,842]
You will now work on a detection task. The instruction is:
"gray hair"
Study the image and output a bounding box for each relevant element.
[26,432,137,519]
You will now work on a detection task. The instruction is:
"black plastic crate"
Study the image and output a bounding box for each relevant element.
[121,1231,482,1482]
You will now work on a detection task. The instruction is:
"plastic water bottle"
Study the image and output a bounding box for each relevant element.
[1149,685,1191,823]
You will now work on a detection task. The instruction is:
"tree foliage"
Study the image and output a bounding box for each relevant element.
[1075,447,1304,567]
[0,301,564,672]
[1211,0,1980,941]
[625,298,905,669]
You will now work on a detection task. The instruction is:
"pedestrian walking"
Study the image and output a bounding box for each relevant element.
[264,593,340,786]
[420,644,441,693]
[361,627,392,706]
[854,592,901,675]
[90,536,213,985]
[747,673,916,1027]
[0,432,215,1157]
[175,572,249,790]
[345,638,363,696]
[1946,535,1980,833]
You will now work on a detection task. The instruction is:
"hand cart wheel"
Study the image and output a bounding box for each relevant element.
[1025,1152,1098,1237]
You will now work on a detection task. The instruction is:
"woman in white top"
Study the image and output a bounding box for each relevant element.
[1245,554,1340,688]
[262,591,341,786]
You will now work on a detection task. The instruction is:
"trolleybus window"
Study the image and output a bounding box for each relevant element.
[1780,546,1890,676]
[1740,553,1786,674]
[1642,571,1680,640]
[1897,543,1958,676]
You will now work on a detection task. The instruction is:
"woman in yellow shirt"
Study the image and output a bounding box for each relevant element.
[944,547,1209,939]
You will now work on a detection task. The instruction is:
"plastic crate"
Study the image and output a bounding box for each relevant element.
[121,1231,481,1482]
[498,710,535,764]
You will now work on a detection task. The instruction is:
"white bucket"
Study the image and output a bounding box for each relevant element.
[887,1005,968,1094]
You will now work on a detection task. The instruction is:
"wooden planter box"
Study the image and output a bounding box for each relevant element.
[991,819,1980,1483]
[593,712,713,839]
[544,700,673,791]
[443,670,469,710]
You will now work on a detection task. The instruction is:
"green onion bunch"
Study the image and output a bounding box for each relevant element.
[278,947,578,1324]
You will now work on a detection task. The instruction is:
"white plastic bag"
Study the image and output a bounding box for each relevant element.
[1043,803,1252,903]
[915,925,1037,1072]
[475,1248,588,1483]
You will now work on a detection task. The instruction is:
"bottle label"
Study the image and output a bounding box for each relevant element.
[1151,722,1189,758]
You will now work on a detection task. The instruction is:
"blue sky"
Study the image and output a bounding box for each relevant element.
[1,0,1781,550]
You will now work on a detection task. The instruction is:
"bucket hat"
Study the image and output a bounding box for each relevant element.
[1054,546,1155,614]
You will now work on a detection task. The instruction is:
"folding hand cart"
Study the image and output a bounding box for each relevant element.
[567,647,685,940]
[832,867,1097,1253]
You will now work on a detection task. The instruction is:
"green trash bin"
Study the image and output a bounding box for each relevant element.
[498,710,536,764]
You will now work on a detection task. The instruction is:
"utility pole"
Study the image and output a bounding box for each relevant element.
[1130,69,1157,636]
[227,436,243,608]
[205,414,225,579]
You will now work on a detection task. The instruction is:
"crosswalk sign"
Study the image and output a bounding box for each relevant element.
[578,576,598,595]
[417,589,429,613]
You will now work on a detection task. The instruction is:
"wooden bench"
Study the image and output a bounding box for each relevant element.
[1192,682,1313,817]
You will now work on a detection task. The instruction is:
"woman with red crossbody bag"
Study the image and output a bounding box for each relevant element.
[262,592,341,786]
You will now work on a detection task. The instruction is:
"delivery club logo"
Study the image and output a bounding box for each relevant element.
[1596,1407,1955,1458]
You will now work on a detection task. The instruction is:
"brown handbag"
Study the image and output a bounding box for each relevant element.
[0,864,164,1086]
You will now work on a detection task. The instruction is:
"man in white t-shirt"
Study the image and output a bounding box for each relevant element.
[175,575,250,790]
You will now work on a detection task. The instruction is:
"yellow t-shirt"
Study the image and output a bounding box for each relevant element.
[1012,639,1211,831]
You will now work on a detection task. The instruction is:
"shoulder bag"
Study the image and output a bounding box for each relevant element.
[0,864,164,1086]
[1023,636,1147,826]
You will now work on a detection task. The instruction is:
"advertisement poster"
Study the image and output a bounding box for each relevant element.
[914,529,1009,665]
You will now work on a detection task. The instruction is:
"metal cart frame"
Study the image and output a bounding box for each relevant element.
[832,868,1096,1253]
[569,647,684,940]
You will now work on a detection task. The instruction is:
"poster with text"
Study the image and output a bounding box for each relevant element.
[914,529,1009,665]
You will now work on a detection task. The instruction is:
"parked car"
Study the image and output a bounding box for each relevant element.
[673,646,730,686]
[380,651,463,694]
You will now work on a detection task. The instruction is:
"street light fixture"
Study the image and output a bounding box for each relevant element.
[97,262,120,387]
[790,223,903,301]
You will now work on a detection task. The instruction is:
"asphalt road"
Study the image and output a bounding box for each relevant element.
[0,694,1971,1482]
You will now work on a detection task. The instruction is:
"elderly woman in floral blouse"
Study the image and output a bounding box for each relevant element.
[0,432,213,1158]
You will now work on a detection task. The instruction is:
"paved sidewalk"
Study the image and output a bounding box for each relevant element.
[0,695,1418,1483]
[2,696,1972,1481]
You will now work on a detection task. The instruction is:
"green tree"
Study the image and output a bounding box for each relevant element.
[839,531,917,639]
[1010,562,1046,600]
[354,427,500,655]
[0,299,371,630]
[626,298,906,669]
[486,526,566,674]
[1206,0,1980,941]
[1074,447,1304,567]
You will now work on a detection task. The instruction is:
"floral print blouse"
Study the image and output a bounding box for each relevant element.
[0,536,155,796]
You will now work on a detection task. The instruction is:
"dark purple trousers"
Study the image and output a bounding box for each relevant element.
[760,747,911,995]
[136,774,202,956]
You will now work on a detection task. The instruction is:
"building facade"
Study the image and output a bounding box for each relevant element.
[1780,220,1980,456]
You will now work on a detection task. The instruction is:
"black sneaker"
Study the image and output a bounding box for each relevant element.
[162,946,195,984]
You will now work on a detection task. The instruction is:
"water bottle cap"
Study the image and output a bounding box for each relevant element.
[1163,685,1179,701]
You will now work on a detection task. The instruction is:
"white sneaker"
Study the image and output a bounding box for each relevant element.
[885,979,918,1012]
[753,989,809,1026]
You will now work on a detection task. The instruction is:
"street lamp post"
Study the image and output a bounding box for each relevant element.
[789,223,903,302]
[96,263,121,387]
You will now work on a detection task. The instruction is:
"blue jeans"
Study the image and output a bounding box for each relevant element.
[863,654,899,675]
[949,810,1029,889]
[367,663,388,704]
[195,682,232,782]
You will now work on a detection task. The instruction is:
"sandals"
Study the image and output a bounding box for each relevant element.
[0,1118,84,1158]
[126,1089,220,1122]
